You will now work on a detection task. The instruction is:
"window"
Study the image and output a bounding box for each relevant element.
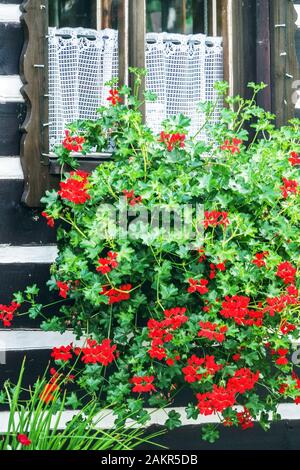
[22,0,299,207]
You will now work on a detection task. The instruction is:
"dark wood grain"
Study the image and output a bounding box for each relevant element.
[0,23,23,75]
[20,0,50,207]
[129,0,146,118]
[270,0,300,126]
[256,0,271,111]
[0,103,26,156]
[0,180,56,245]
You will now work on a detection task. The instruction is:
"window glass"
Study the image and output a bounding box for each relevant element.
[146,0,206,34]
[49,0,119,29]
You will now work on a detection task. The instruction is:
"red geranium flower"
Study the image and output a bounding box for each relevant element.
[131,375,156,393]
[182,355,222,383]
[56,281,69,299]
[198,321,228,343]
[62,130,85,152]
[17,434,32,447]
[51,344,73,362]
[252,252,269,268]
[276,261,297,285]
[204,211,229,229]
[289,151,300,166]
[221,138,242,154]
[237,408,254,430]
[188,278,209,295]
[280,177,298,199]
[0,301,20,327]
[97,252,119,275]
[107,88,122,105]
[159,131,186,152]
[123,189,142,206]
[79,338,117,365]
[58,171,90,204]
[100,284,132,304]
[41,211,55,228]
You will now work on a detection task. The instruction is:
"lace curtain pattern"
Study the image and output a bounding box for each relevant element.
[48,28,223,149]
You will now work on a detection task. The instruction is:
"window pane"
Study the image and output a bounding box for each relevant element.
[49,0,119,29]
[146,0,206,34]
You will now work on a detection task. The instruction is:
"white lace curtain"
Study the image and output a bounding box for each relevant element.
[48,28,223,149]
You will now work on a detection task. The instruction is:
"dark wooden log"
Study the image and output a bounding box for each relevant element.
[0,103,26,156]
[256,0,271,111]
[0,22,23,75]
[0,180,56,245]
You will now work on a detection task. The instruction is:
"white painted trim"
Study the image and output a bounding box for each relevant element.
[0,330,80,351]
[0,76,23,104]
[0,245,58,264]
[0,157,23,179]
[0,4,21,23]
[295,5,300,28]
[0,404,299,432]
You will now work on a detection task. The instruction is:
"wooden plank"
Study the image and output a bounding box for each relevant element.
[0,103,26,156]
[129,0,146,117]
[256,0,271,111]
[219,0,256,99]
[0,22,23,75]
[0,180,56,245]
[118,0,128,88]
[270,0,300,126]
[20,0,50,207]
[101,0,113,28]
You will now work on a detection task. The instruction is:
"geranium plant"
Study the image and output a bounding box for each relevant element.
[4,70,300,443]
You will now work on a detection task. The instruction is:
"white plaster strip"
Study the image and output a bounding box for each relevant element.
[0,76,23,104]
[0,157,23,179]
[0,329,80,351]
[0,245,58,264]
[0,4,21,23]
[0,404,299,432]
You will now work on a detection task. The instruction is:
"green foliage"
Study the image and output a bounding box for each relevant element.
[11,73,300,442]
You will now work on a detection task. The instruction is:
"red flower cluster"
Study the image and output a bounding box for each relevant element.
[221,138,242,154]
[263,287,299,317]
[131,375,156,393]
[107,88,122,105]
[197,386,236,415]
[17,434,32,447]
[203,211,229,229]
[198,321,228,343]
[58,170,90,204]
[56,281,69,299]
[41,211,55,228]
[273,348,289,366]
[147,308,188,361]
[227,368,260,394]
[97,252,118,275]
[77,338,117,365]
[188,278,209,295]
[220,296,264,327]
[237,408,254,430]
[0,301,20,327]
[196,368,259,416]
[289,151,300,166]
[62,130,85,152]
[159,131,186,152]
[280,320,296,335]
[100,284,132,304]
[198,248,206,263]
[182,355,222,383]
[209,262,226,279]
[276,261,297,285]
[280,177,298,199]
[252,252,269,268]
[51,344,73,362]
[123,189,142,206]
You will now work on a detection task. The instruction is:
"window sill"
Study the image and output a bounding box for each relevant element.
[49,152,112,175]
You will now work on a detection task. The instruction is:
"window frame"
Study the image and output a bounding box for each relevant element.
[20,0,298,207]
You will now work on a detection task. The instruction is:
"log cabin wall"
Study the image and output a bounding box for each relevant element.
[0,0,300,449]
